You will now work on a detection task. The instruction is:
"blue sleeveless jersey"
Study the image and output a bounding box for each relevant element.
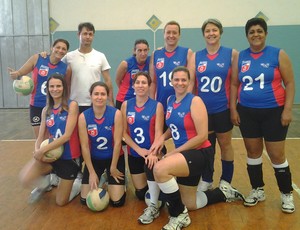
[45,101,81,160]
[31,55,67,107]
[165,93,210,149]
[153,46,188,112]
[125,97,158,157]
[116,56,150,102]
[83,106,118,160]
[238,46,285,108]
[195,46,232,114]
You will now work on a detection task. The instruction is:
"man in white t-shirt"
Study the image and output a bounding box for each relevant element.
[64,22,114,112]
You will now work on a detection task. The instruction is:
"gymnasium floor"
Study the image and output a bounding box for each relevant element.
[0,107,299,230]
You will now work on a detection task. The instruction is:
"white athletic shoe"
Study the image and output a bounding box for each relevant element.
[219,180,245,202]
[50,173,59,187]
[281,193,295,213]
[138,204,160,224]
[28,175,52,204]
[162,207,191,230]
[244,187,265,207]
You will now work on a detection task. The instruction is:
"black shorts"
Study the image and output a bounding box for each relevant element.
[115,100,123,110]
[82,155,126,185]
[237,104,288,141]
[208,109,233,133]
[30,105,43,126]
[51,158,81,180]
[177,147,214,186]
[128,155,145,174]
[79,106,91,114]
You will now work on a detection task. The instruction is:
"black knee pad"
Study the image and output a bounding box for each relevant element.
[80,197,86,205]
[110,192,126,207]
[135,186,148,200]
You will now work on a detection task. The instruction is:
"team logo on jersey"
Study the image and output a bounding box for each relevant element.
[59,115,67,121]
[156,58,165,69]
[105,126,112,131]
[166,106,173,120]
[88,124,98,137]
[197,61,207,73]
[217,63,225,68]
[38,65,49,77]
[260,63,270,68]
[131,69,139,79]
[127,112,135,125]
[241,61,251,73]
[142,115,150,121]
[173,61,180,66]
[177,112,185,118]
[46,114,55,127]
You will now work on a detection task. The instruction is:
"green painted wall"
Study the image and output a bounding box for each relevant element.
[54,25,300,103]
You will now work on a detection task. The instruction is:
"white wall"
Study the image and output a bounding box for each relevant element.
[49,0,300,31]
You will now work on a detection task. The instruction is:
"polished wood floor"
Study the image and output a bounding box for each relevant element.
[0,107,299,230]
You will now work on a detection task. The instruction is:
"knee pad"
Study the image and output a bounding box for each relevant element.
[80,197,86,205]
[110,192,126,207]
[135,186,148,200]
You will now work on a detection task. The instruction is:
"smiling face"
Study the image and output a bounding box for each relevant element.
[247,24,267,52]
[48,78,63,100]
[91,85,108,107]
[133,74,150,97]
[164,24,180,48]
[171,70,190,96]
[51,41,68,60]
[203,23,221,46]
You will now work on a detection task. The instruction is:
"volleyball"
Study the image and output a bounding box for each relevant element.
[86,188,110,212]
[13,76,34,96]
[145,190,163,208]
[40,138,64,159]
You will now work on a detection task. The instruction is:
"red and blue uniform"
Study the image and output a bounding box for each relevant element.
[83,106,121,160]
[116,56,150,102]
[195,46,232,114]
[31,55,67,108]
[45,101,80,160]
[165,93,210,149]
[237,46,285,108]
[153,46,188,112]
[125,97,158,157]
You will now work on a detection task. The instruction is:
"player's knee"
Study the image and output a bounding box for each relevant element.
[135,186,148,200]
[110,192,126,207]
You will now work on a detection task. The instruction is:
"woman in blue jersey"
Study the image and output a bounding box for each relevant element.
[152,66,244,230]
[230,18,295,213]
[19,74,81,206]
[115,39,150,109]
[194,19,238,192]
[120,71,164,224]
[79,82,126,207]
[8,39,71,138]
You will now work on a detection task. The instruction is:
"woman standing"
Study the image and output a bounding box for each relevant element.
[121,71,164,224]
[8,39,71,138]
[79,82,126,207]
[152,66,244,230]
[19,74,81,206]
[115,39,150,109]
[194,19,237,191]
[230,17,295,213]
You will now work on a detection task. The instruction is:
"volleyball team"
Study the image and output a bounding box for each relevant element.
[9,17,295,230]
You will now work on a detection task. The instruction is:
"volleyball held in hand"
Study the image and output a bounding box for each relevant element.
[86,188,110,212]
[40,138,64,159]
[13,76,34,96]
[145,190,163,208]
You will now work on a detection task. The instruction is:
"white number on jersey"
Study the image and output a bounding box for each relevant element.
[200,76,222,93]
[96,137,108,150]
[159,71,173,87]
[134,127,145,144]
[242,73,265,91]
